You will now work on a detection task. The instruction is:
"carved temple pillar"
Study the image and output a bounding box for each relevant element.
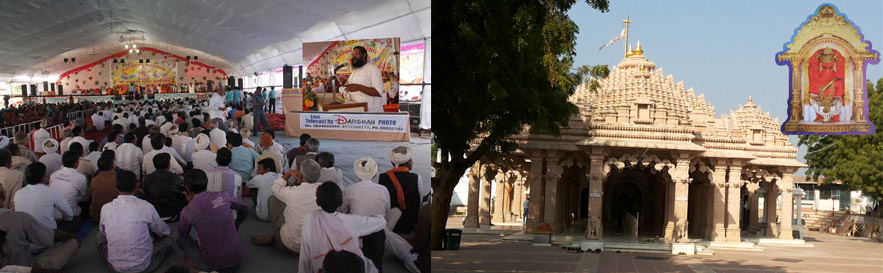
[764,182,779,237]
[703,183,715,240]
[513,172,525,220]
[726,163,743,242]
[526,152,544,233]
[664,179,676,242]
[790,58,803,122]
[852,59,866,122]
[671,155,692,244]
[710,160,728,242]
[544,153,561,233]
[464,160,481,228]
[585,149,604,240]
[749,183,761,229]
[492,171,506,223]
[479,166,494,225]
[779,172,794,240]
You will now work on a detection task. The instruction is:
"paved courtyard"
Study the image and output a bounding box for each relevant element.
[434,217,883,273]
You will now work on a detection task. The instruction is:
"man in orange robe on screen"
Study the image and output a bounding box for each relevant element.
[807,47,846,122]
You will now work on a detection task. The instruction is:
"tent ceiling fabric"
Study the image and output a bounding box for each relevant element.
[0,0,430,82]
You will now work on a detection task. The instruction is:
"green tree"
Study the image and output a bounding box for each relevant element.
[799,77,883,202]
[432,0,610,250]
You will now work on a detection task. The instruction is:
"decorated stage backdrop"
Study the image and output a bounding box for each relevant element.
[111,59,177,86]
[776,4,879,135]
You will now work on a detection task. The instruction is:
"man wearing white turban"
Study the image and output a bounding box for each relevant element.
[0,136,10,150]
[342,157,420,273]
[33,121,51,153]
[379,146,425,236]
[191,134,218,173]
[39,139,63,177]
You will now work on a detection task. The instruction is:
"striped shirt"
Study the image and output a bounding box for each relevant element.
[100,195,170,273]
[206,166,242,199]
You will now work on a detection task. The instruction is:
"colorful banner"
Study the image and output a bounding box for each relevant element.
[299,112,408,133]
[111,59,177,86]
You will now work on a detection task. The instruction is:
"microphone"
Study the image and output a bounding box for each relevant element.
[333,63,347,72]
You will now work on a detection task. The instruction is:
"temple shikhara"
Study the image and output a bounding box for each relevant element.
[463,43,807,246]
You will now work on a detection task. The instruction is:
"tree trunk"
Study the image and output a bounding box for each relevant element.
[430,154,471,250]
[431,164,470,250]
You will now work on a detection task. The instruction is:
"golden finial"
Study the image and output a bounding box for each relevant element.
[626,44,634,58]
[633,40,643,55]
[748,96,753,103]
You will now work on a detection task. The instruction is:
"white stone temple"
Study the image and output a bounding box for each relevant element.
[463,43,806,245]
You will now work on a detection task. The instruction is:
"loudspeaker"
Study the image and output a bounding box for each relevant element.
[207,80,213,91]
[29,84,37,97]
[43,81,49,93]
[298,66,303,88]
[20,85,27,97]
[283,65,293,88]
[50,83,55,92]
[58,85,63,96]
[228,76,235,87]
[237,78,243,90]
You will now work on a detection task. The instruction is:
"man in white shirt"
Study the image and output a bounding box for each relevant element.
[209,120,227,149]
[59,128,72,155]
[170,125,195,163]
[32,121,51,154]
[316,152,343,187]
[142,134,183,176]
[38,139,62,178]
[207,89,226,121]
[341,46,386,112]
[252,159,323,253]
[68,126,91,154]
[14,162,75,230]
[91,111,106,131]
[300,182,384,273]
[48,151,89,233]
[246,158,281,221]
[191,134,218,173]
[115,133,144,179]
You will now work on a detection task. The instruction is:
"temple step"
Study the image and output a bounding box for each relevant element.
[603,242,672,254]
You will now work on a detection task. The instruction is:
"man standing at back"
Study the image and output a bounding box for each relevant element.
[252,87,271,132]
[268,86,277,113]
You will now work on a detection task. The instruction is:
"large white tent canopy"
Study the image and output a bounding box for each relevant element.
[0,0,430,83]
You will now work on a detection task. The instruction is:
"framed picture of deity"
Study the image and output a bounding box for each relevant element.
[776,4,879,135]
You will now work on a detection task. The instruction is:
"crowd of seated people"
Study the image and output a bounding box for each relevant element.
[0,95,430,273]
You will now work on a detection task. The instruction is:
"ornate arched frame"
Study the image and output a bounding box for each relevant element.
[776,3,880,135]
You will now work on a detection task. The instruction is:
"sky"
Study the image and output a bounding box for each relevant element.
[568,0,883,177]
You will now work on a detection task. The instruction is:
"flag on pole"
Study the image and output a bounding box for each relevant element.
[598,28,626,51]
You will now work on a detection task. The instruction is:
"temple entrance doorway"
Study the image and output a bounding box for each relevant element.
[603,168,666,238]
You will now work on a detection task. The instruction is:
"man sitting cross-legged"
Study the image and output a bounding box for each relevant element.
[97,170,174,273]
[177,169,248,273]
